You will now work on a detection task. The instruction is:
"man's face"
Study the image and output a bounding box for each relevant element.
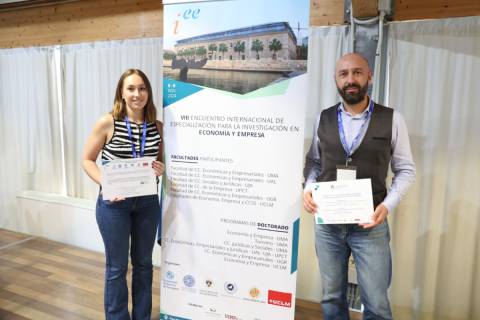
[335,54,372,105]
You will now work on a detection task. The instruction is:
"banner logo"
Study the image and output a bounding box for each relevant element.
[166,271,175,280]
[249,287,260,298]
[183,275,196,287]
[267,290,292,308]
[173,8,201,35]
[224,282,237,294]
[205,279,214,288]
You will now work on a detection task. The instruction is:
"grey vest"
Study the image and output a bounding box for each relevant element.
[317,103,393,208]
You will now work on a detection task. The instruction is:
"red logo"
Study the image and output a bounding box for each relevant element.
[268,290,292,308]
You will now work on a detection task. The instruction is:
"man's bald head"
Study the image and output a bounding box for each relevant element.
[335,53,371,75]
[334,53,372,106]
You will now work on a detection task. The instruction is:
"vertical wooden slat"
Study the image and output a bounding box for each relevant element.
[310,0,345,26]
[352,0,378,18]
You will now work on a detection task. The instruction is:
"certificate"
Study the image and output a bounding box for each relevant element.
[101,157,157,200]
[311,178,374,224]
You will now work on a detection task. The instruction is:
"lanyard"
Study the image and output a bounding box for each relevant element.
[125,116,147,158]
[337,100,373,162]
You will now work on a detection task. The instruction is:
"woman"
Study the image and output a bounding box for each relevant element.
[82,69,164,320]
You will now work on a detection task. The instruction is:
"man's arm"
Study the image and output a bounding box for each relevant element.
[304,114,322,185]
[382,110,416,213]
[303,113,322,214]
[360,110,415,228]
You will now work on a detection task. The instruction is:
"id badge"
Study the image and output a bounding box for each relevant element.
[336,165,357,181]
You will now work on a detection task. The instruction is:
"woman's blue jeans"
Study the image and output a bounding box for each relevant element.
[314,221,393,320]
[96,194,160,320]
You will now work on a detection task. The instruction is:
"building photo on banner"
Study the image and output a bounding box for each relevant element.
[160,0,309,319]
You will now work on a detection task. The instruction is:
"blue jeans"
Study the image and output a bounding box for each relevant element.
[96,194,161,320]
[314,221,393,320]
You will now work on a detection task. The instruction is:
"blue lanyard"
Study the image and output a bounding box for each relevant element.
[125,116,147,158]
[337,100,373,159]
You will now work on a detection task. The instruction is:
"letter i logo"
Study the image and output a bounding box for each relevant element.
[173,12,181,35]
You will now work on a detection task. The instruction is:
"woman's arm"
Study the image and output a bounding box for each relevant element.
[82,114,113,185]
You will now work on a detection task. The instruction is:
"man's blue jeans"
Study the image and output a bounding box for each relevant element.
[96,194,161,320]
[314,221,393,320]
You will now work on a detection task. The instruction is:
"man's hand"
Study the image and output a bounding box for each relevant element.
[303,190,318,214]
[360,203,388,229]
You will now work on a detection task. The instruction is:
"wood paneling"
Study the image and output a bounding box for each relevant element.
[1,0,479,48]
[394,0,480,21]
[352,0,377,18]
[310,0,345,26]
[310,0,480,26]
[0,229,363,319]
[0,0,162,48]
[0,0,79,12]
[0,0,347,47]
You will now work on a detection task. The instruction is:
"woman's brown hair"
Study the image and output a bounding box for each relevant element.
[111,69,157,122]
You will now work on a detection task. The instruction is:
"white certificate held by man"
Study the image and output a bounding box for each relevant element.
[101,157,157,200]
[311,178,374,224]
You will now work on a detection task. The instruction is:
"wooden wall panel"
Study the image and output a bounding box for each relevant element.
[0,0,347,47]
[352,0,377,18]
[310,0,345,26]
[0,0,162,48]
[394,0,480,21]
[309,0,480,25]
[1,0,478,48]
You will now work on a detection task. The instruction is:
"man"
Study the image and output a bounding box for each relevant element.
[303,53,415,319]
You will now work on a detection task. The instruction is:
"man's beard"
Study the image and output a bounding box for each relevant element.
[337,82,369,105]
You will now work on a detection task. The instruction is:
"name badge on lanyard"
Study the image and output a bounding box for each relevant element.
[336,164,357,181]
[336,100,373,180]
[125,116,147,158]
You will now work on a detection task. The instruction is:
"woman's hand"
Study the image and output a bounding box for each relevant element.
[100,190,125,202]
[152,160,165,176]
[109,195,126,202]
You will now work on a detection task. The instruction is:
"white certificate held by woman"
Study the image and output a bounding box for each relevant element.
[101,157,157,199]
[311,178,374,224]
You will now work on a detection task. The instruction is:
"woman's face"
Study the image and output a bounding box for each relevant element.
[122,74,148,112]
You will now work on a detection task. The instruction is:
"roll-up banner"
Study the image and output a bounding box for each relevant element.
[161,1,309,319]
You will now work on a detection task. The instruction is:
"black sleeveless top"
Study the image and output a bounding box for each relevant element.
[101,116,162,161]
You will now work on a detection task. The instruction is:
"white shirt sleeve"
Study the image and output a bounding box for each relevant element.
[381,110,416,212]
